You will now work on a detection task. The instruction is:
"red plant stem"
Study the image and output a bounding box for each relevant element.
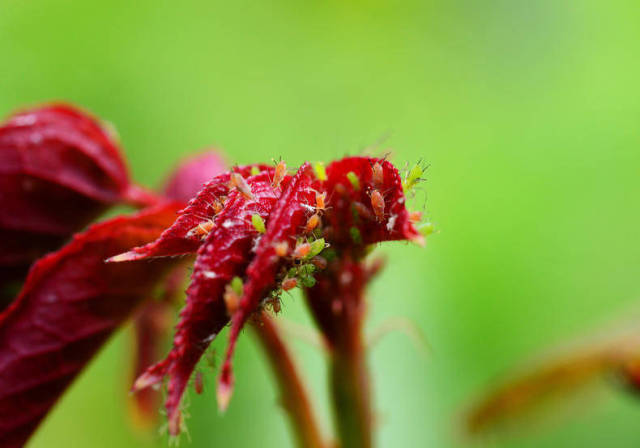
[306,256,373,448]
[252,312,328,448]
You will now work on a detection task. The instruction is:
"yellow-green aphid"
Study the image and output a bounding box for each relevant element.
[419,222,435,237]
[297,263,317,287]
[314,161,327,181]
[251,214,266,233]
[204,346,217,370]
[230,276,244,296]
[250,166,261,176]
[403,164,423,191]
[346,171,360,190]
[307,238,325,258]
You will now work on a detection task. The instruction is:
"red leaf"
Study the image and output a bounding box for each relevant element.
[117,157,425,425]
[218,163,318,409]
[110,165,273,262]
[0,104,153,287]
[131,171,281,434]
[0,203,181,447]
[323,156,423,247]
[127,150,228,427]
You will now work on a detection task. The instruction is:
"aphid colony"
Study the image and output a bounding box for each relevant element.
[186,160,320,241]
[223,236,328,318]
[186,196,225,240]
[187,158,432,245]
[193,158,432,321]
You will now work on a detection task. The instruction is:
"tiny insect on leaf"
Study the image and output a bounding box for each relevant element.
[252,214,266,233]
[313,161,327,181]
[346,171,361,190]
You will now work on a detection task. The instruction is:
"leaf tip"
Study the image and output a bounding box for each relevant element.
[216,379,234,413]
[132,370,162,392]
[106,251,138,263]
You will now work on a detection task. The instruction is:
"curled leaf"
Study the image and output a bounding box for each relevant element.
[110,165,273,262]
[0,104,155,292]
[128,150,227,427]
[465,329,640,437]
[115,156,425,426]
[0,203,181,447]
[131,172,281,434]
[323,156,423,247]
[219,163,318,409]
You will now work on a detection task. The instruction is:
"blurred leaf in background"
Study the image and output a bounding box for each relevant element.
[2,0,640,446]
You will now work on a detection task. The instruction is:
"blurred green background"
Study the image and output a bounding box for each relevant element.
[3,0,640,446]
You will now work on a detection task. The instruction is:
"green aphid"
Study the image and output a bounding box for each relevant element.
[419,222,435,237]
[250,166,261,176]
[346,171,360,190]
[307,238,325,258]
[230,276,244,296]
[298,264,315,276]
[314,161,327,181]
[204,347,217,370]
[300,275,316,288]
[403,164,423,191]
[251,214,266,233]
[297,264,317,287]
[350,227,362,244]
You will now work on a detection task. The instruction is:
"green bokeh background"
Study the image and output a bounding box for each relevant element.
[3,0,640,446]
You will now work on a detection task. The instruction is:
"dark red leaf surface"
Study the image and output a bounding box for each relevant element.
[0,104,153,291]
[111,165,273,262]
[0,95,427,447]
[128,149,228,427]
[130,172,282,434]
[114,156,424,427]
[218,163,318,407]
[0,203,181,447]
[323,157,423,247]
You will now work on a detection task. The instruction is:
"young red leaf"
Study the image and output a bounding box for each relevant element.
[131,172,281,434]
[110,164,273,262]
[0,203,181,447]
[0,104,156,290]
[323,156,423,247]
[128,150,227,427]
[112,157,426,433]
[218,163,318,409]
